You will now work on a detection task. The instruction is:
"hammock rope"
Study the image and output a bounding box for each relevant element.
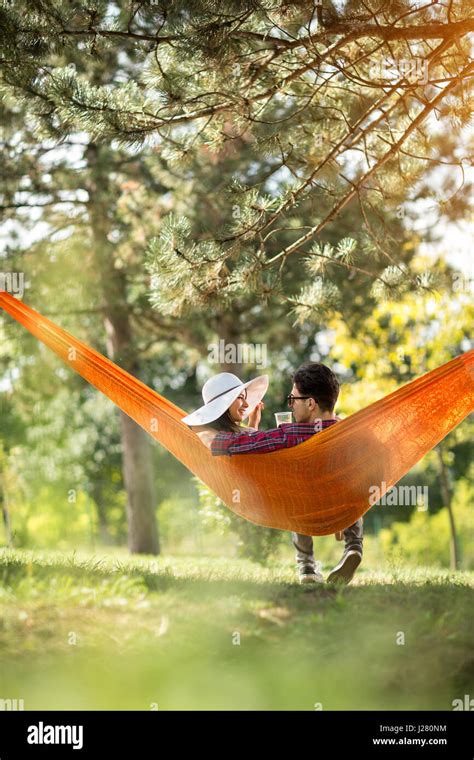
[1,291,473,534]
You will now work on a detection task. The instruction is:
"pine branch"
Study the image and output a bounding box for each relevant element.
[265,58,474,266]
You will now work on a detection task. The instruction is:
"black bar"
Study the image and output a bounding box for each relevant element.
[0,710,472,757]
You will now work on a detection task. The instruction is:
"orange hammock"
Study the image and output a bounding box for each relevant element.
[1,291,473,535]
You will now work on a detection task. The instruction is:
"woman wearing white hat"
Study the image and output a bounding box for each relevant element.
[182,372,268,446]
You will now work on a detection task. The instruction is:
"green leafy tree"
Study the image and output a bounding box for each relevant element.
[326,267,473,569]
[1,0,472,315]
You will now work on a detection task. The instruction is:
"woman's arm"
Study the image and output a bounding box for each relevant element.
[247,401,264,429]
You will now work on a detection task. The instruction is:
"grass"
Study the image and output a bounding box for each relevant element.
[0,547,473,710]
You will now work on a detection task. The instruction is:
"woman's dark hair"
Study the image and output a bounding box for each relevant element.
[205,409,242,433]
[292,362,340,412]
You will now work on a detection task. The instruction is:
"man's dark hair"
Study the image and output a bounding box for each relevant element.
[292,362,340,412]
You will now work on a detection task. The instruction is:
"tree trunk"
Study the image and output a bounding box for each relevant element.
[86,143,159,555]
[436,444,459,571]
[119,413,159,554]
[0,471,14,547]
[217,311,243,376]
[1,503,13,547]
[90,481,114,546]
[101,274,160,555]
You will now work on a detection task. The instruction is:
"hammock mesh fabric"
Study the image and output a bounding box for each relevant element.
[1,292,473,534]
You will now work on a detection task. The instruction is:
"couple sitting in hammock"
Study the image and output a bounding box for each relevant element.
[182,362,363,585]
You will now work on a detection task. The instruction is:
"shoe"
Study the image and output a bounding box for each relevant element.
[327,549,362,585]
[297,564,324,585]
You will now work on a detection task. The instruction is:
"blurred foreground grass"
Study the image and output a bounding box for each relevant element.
[0,547,473,710]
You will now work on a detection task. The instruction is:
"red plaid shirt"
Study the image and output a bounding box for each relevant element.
[211,418,339,456]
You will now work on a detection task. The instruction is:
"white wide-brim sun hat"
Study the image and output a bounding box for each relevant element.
[182,372,269,426]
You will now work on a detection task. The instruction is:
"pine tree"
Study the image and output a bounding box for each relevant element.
[1,0,471,315]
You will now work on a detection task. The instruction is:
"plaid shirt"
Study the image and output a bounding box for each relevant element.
[211,418,339,456]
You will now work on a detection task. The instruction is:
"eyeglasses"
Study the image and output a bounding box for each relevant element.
[287,394,312,406]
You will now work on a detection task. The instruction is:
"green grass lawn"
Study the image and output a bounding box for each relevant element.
[0,547,473,710]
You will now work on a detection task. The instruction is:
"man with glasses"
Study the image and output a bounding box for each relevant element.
[210,362,363,586]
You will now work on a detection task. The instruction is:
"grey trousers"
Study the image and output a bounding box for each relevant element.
[292,518,364,568]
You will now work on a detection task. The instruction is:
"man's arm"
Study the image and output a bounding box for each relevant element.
[211,424,314,456]
[211,427,288,456]
[211,419,340,456]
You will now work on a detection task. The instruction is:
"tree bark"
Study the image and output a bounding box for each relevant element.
[119,412,159,554]
[90,481,114,546]
[1,499,13,546]
[100,270,159,555]
[436,444,459,571]
[86,143,159,555]
[0,470,14,547]
[217,311,243,376]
